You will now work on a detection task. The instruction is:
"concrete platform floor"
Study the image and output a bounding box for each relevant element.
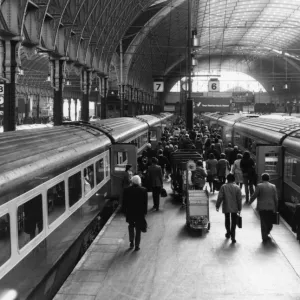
[54,183,300,300]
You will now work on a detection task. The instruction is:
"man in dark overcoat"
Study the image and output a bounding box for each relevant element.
[123,175,148,251]
[147,157,163,211]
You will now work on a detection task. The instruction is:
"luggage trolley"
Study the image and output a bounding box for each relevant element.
[186,160,210,231]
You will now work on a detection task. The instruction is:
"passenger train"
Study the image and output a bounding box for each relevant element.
[0,113,172,300]
[202,112,300,230]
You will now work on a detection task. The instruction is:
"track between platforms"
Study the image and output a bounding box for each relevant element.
[54,183,300,300]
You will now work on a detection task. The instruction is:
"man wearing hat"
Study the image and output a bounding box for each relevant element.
[123,175,148,251]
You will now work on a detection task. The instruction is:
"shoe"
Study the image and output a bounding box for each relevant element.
[231,239,236,243]
[156,208,159,211]
[152,206,156,210]
[129,242,134,249]
[225,233,231,239]
[134,246,140,251]
[262,236,271,242]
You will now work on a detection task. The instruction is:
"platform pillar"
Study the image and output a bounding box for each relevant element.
[2,40,19,131]
[50,59,66,126]
[101,77,108,119]
[81,70,91,122]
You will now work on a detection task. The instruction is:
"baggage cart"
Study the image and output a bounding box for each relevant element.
[186,189,210,231]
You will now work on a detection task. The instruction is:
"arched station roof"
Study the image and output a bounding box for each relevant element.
[2,0,300,95]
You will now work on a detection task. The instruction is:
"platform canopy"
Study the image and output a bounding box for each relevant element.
[2,0,300,94]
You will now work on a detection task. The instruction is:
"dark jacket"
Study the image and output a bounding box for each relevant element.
[240,157,255,176]
[147,164,163,187]
[123,185,148,223]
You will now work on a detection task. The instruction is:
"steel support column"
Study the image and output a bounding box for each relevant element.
[101,77,108,119]
[186,0,193,130]
[81,70,90,122]
[51,59,65,126]
[3,40,18,131]
[68,98,71,120]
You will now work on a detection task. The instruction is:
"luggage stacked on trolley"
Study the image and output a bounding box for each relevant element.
[170,149,203,200]
[186,189,210,231]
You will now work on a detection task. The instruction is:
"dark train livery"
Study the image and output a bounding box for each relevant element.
[202,112,300,229]
[0,113,172,300]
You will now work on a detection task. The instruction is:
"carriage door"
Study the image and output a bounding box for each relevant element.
[256,145,283,197]
[111,143,137,199]
[149,126,161,148]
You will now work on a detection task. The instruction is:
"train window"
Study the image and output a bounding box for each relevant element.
[96,159,104,184]
[0,214,11,266]
[84,165,95,195]
[105,154,110,177]
[142,133,148,145]
[122,151,127,163]
[285,154,300,187]
[68,172,82,207]
[234,132,241,145]
[47,181,66,225]
[18,195,43,249]
[150,130,157,141]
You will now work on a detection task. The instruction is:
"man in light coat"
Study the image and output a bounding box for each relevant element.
[249,173,278,242]
[216,173,242,243]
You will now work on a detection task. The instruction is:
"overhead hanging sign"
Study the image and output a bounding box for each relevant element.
[208,79,220,92]
[0,84,4,95]
[153,81,164,92]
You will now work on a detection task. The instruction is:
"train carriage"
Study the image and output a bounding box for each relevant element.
[0,113,172,300]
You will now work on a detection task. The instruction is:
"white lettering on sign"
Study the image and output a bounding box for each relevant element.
[153,81,164,92]
[0,84,4,95]
[208,80,220,92]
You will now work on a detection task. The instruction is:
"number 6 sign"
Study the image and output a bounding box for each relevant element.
[208,79,220,92]
[153,81,164,92]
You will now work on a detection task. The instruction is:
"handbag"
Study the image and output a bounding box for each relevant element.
[160,188,167,197]
[272,211,280,225]
[236,213,242,228]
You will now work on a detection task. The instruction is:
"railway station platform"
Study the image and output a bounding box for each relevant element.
[54,183,300,300]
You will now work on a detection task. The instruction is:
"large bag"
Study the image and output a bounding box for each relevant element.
[236,213,242,228]
[160,188,167,197]
[140,218,148,233]
[213,177,222,191]
[272,212,280,225]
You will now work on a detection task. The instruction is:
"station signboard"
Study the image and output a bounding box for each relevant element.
[153,81,164,92]
[194,97,230,112]
[208,79,220,92]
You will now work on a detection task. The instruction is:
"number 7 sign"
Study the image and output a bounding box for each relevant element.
[153,81,164,92]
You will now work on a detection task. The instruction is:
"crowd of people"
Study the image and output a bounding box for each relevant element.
[122,116,279,250]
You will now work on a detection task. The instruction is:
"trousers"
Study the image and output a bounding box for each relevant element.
[152,186,161,208]
[259,210,273,240]
[128,221,141,246]
[243,175,254,201]
[225,213,237,239]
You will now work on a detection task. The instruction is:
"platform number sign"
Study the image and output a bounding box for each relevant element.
[0,84,4,96]
[208,79,220,92]
[153,81,164,92]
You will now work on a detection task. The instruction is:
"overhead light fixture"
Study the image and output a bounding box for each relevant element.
[94,87,98,91]
[272,85,275,91]
[46,74,51,82]
[284,83,288,90]
[66,80,71,86]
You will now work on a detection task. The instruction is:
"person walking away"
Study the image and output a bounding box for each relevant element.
[229,146,240,167]
[157,149,170,179]
[147,157,164,211]
[232,154,243,188]
[240,151,255,203]
[207,143,220,161]
[192,160,207,190]
[249,173,278,242]
[206,153,218,193]
[225,143,234,166]
[123,175,148,251]
[217,153,230,185]
[216,173,242,243]
[195,136,203,156]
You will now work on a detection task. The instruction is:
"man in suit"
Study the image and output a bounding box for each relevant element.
[123,175,148,251]
[249,173,278,242]
[216,173,242,243]
[147,157,163,211]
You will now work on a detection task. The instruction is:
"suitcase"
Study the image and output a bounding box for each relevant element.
[213,178,222,191]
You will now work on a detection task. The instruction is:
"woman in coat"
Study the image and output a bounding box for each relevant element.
[232,153,243,188]
[240,151,256,202]
[192,160,207,190]
[206,153,218,193]
[217,153,230,184]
